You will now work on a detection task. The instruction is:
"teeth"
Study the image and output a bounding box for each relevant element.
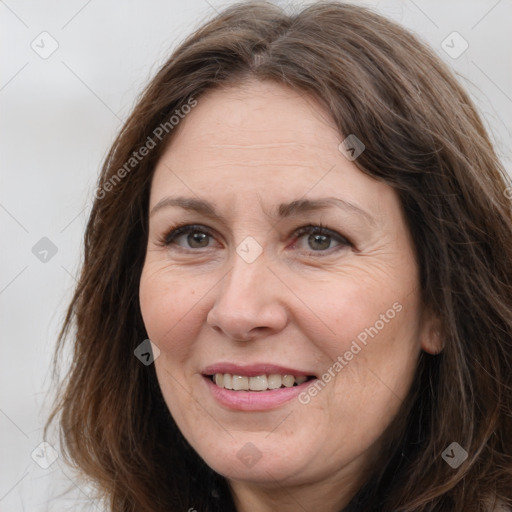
[282,375,294,387]
[232,375,249,390]
[267,374,282,389]
[211,373,311,391]
[249,375,268,391]
[223,373,233,390]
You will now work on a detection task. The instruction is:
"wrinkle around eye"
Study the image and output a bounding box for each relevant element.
[148,217,372,262]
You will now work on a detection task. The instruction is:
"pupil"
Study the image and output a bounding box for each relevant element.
[309,233,330,250]
[188,232,209,248]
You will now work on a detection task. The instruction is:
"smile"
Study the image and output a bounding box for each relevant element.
[201,363,318,410]
[209,373,312,391]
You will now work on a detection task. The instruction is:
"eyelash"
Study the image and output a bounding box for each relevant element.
[157,222,352,256]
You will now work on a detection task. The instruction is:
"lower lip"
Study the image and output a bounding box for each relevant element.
[203,376,316,411]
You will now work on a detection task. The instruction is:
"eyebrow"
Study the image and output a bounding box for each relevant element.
[150,196,375,225]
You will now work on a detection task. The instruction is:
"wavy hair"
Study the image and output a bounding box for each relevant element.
[46,2,512,510]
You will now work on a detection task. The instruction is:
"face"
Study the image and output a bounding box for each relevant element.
[139,80,436,502]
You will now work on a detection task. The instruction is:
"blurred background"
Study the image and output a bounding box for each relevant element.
[1,0,511,509]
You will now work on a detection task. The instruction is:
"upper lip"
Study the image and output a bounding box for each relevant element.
[202,363,316,378]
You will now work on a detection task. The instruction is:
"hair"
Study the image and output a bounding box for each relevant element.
[46,1,512,511]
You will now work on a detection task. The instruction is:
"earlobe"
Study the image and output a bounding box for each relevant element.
[420,306,444,356]
[420,308,444,355]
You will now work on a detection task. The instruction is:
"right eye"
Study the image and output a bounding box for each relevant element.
[161,224,218,250]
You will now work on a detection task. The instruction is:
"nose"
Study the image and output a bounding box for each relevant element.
[206,252,288,342]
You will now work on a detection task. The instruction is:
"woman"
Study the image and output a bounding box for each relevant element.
[46,2,512,511]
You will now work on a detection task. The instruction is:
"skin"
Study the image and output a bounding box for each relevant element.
[139,79,440,512]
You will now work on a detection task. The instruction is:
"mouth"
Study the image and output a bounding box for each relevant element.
[206,373,316,391]
[200,363,318,410]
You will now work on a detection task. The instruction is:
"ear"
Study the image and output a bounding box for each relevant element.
[419,306,444,355]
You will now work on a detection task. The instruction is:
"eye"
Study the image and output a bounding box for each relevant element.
[161,224,217,250]
[290,224,351,253]
[158,223,351,255]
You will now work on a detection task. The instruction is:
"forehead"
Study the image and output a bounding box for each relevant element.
[163,80,339,164]
[149,80,396,222]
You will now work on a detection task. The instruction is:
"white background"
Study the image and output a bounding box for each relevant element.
[1,0,511,510]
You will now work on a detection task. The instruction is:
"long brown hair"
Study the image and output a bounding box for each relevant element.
[46,2,512,510]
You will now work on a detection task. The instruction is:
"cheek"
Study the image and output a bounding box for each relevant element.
[296,276,420,417]
[139,265,207,360]
[295,270,418,356]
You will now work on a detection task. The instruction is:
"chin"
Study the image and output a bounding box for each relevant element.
[192,433,319,486]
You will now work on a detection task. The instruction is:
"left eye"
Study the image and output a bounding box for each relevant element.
[291,225,351,252]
